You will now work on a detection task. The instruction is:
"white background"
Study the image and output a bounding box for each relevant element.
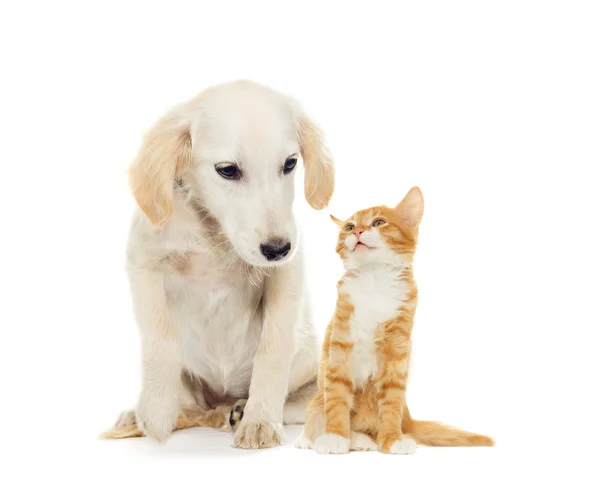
[1,1,599,498]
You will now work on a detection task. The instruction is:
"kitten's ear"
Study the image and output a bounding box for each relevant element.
[396,186,424,228]
[330,214,344,227]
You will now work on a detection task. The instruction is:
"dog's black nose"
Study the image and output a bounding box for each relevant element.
[260,239,291,261]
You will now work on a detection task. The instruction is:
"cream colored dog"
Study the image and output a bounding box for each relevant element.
[113,81,334,449]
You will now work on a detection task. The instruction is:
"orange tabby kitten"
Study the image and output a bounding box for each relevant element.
[295,187,493,454]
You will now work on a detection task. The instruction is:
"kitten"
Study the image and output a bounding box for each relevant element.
[295,187,494,454]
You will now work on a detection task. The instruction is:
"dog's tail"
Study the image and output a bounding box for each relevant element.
[403,409,494,447]
[99,404,232,440]
[100,425,144,439]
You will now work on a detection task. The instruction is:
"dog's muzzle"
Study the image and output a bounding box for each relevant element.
[260,239,291,262]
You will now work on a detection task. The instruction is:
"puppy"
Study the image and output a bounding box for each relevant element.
[113,81,334,448]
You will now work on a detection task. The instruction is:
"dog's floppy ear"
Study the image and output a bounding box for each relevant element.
[129,112,192,227]
[298,114,335,210]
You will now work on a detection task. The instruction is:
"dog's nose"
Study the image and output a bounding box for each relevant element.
[260,239,291,261]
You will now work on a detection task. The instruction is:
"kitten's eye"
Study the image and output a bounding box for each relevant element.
[215,163,242,180]
[344,223,355,232]
[372,219,386,227]
[283,156,297,174]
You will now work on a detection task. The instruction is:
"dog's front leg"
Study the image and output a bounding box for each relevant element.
[129,266,181,442]
[233,259,302,449]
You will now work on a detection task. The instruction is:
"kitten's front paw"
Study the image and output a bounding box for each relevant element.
[314,433,350,454]
[350,432,377,451]
[233,420,283,449]
[294,435,314,449]
[387,436,417,455]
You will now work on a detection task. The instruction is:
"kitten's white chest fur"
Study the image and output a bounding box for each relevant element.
[340,266,409,387]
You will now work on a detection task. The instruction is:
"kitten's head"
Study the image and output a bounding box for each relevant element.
[331,186,424,269]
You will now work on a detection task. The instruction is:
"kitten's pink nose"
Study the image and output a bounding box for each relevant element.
[355,229,364,238]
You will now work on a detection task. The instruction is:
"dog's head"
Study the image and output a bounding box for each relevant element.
[129,81,334,268]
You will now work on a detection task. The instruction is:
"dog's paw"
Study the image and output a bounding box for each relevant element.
[233,420,284,449]
[228,399,246,431]
[294,435,314,450]
[136,390,179,443]
[314,433,350,454]
[114,409,137,428]
[387,436,417,455]
[350,432,377,451]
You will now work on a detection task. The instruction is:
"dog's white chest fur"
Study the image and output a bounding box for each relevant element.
[131,197,267,400]
[166,249,265,399]
[340,267,408,387]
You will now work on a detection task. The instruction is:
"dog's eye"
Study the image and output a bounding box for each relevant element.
[215,163,242,180]
[344,223,355,232]
[372,219,386,227]
[283,156,297,174]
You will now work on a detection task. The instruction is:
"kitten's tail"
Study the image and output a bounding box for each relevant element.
[404,412,494,447]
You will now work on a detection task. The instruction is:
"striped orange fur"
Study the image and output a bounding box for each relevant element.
[296,187,494,454]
